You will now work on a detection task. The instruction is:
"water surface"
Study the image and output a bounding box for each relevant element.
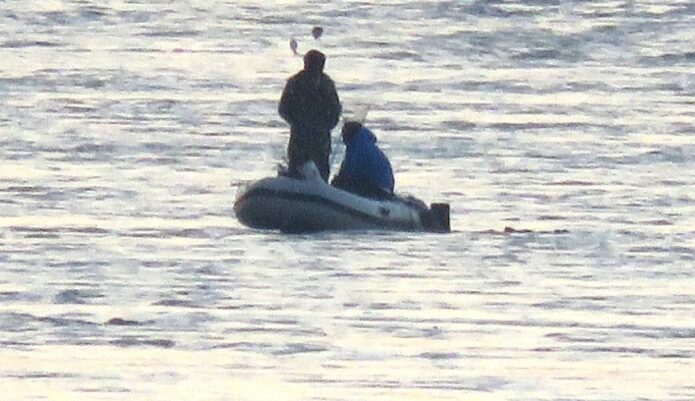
[1,1,694,400]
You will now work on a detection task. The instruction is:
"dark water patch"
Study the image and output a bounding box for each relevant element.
[110,337,175,348]
[1,40,64,48]
[75,386,131,394]
[152,299,201,308]
[8,226,110,239]
[2,185,50,194]
[142,141,175,152]
[4,11,19,20]
[35,10,73,25]
[442,79,533,92]
[0,312,40,332]
[117,47,166,54]
[636,328,695,340]
[441,120,477,130]
[117,8,162,24]
[640,52,695,66]
[479,227,534,235]
[463,1,522,18]
[546,345,693,359]
[372,50,424,62]
[212,341,272,351]
[0,291,21,301]
[537,215,567,221]
[531,345,651,355]
[46,260,109,268]
[140,29,203,38]
[610,147,692,165]
[653,81,691,92]
[341,80,400,92]
[367,302,420,311]
[576,8,623,19]
[489,166,535,174]
[657,351,691,358]
[54,289,104,305]
[342,315,693,338]
[23,232,60,239]
[318,269,363,279]
[37,143,120,159]
[66,226,111,235]
[523,150,563,160]
[3,371,79,379]
[498,1,552,16]
[251,318,300,326]
[105,318,148,327]
[193,265,224,277]
[412,379,495,391]
[0,341,35,349]
[546,180,596,186]
[489,121,596,130]
[393,325,445,339]
[384,272,429,279]
[139,260,179,269]
[131,156,182,166]
[673,124,694,134]
[78,5,111,19]
[441,190,466,198]
[163,228,213,239]
[181,143,225,154]
[628,245,676,254]
[121,229,162,239]
[82,78,108,88]
[512,48,565,62]
[62,104,99,113]
[122,228,210,239]
[353,379,402,389]
[417,352,461,360]
[1,185,70,202]
[241,11,302,26]
[37,314,97,328]
[642,147,691,163]
[545,332,603,344]
[224,326,322,336]
[272,342,327,355]
[640,219,673,226]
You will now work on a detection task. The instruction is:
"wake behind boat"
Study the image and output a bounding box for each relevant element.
[234,163,450,233]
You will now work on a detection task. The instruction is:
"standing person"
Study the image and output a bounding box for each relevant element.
[331,120,394,200]
[279,50,341,181]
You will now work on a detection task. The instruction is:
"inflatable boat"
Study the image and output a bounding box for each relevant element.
[234,163,450,233]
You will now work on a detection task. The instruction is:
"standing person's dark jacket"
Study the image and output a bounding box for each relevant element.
[279,50,341,181]
[331,122,394,199]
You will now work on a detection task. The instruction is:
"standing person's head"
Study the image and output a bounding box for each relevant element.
[303,50,326,75]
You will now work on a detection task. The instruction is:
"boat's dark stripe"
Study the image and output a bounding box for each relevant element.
[236,187,417,229]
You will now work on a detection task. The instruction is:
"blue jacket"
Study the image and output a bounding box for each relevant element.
[334,127,394,195]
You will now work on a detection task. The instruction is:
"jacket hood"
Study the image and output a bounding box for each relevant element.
[351,127,377,146]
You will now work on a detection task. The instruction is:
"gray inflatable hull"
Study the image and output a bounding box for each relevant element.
[234,174,434,233]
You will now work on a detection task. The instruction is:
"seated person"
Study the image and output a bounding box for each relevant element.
[331,120,394,199]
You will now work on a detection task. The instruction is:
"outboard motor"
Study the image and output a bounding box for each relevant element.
[418,203,450,232]
[426,203,450,233]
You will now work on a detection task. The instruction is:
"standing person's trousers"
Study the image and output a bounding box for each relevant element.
[287,128,331,182]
